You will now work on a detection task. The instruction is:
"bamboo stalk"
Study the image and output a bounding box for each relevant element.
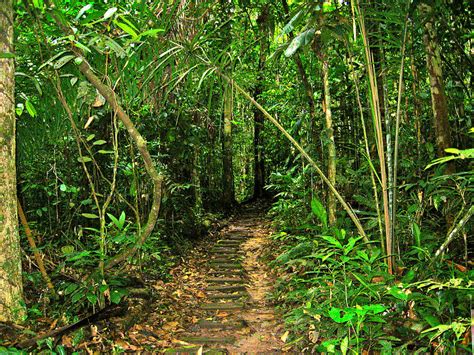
[355,0,394,273]
[391,16,409,255]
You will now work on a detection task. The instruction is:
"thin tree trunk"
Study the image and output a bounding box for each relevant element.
[410,30,422,171]
[222,83,235,208]
[192,112,203,213]
[322,58,337,226]
[0,0,25,322]
[419,2,454,173]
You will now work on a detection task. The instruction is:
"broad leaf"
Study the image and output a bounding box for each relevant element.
[53,55,75,69]
[284,29,315,57]
[311,197,327,227]
[328,307,354,323]
[103,7,117,20]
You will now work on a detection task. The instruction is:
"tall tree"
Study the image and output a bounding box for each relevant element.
[0,0,25,322]
[419,2,454,172]
[220,0,235,208]
[253,5,270,198]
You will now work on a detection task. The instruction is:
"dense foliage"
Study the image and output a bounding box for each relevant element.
[0,0,472,352]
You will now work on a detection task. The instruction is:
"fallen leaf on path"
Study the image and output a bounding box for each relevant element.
[114,339,139,351]
[216,311,229,318]
[171,339,190,346]
[162,321,179,331]
[280,330,289,343]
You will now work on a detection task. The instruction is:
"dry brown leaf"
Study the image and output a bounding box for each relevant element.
[280,330,289,343]
[216,311,229,318]
[171,339,190,345]
[49,319,58,330]
[92,92,105,107]
[84,115,96,129]
[162,321,179,331]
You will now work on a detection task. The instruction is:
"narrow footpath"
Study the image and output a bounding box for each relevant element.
[140,203,286,354]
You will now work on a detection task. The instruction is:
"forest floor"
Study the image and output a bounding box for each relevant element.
[108,201,286,354]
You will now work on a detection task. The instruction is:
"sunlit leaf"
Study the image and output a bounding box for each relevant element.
[77,156,92,163]
[115,21,138,38]
[25,99,37,117]
[285,29,315,57]
[103,7,118,20]
[75,4,92,21]
[53,54,75,69]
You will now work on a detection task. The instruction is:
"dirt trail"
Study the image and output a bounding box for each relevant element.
[163,203,285,354]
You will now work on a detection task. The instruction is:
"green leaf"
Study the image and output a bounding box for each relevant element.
[285,29,315,57]
[107,213,121,229]
[61,245,75,254]
[419,311,441,327]
[86,293,97,305]
[16,103,24,116]
[67,250,91,261]
[98,150,114,154]
[60,184,67,192]
[77,156,92,163]
[444,148,460,154]
[344,236,362,255]
[86,134,95,141]
[64,283,78,295]
[412,223,421,247]
[74,41,91,53]
[328,307,354,323]
[364,304,386,314]
[110,289,125,304]
[103,7,118,20]
[71,292,83,303]
[54,55,75,69]
[281,11,302,37]
[311,198,327,227]
[93,140,107,146]
[321,235,342,249]
[81,213,99,219]
[105,38,127,58]
[0,52,15,59]
[119,211,126,228]
[388,286,408,301]
[138,28,165,38]
[115,21,138,38]
[75,4,92,20]
[25,100,37,117]
[340,336,349,355]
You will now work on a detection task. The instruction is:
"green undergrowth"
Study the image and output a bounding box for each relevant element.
[267,198,472,354]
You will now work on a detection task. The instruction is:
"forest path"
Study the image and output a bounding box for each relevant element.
[156,202,286,354]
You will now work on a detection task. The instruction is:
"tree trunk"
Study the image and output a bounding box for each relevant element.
[253,6,269,199]
[222,83,235,208]
[192,112,203,213]
[321,58,337,226]
[419,2,454,172]
[0,0,25,322]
